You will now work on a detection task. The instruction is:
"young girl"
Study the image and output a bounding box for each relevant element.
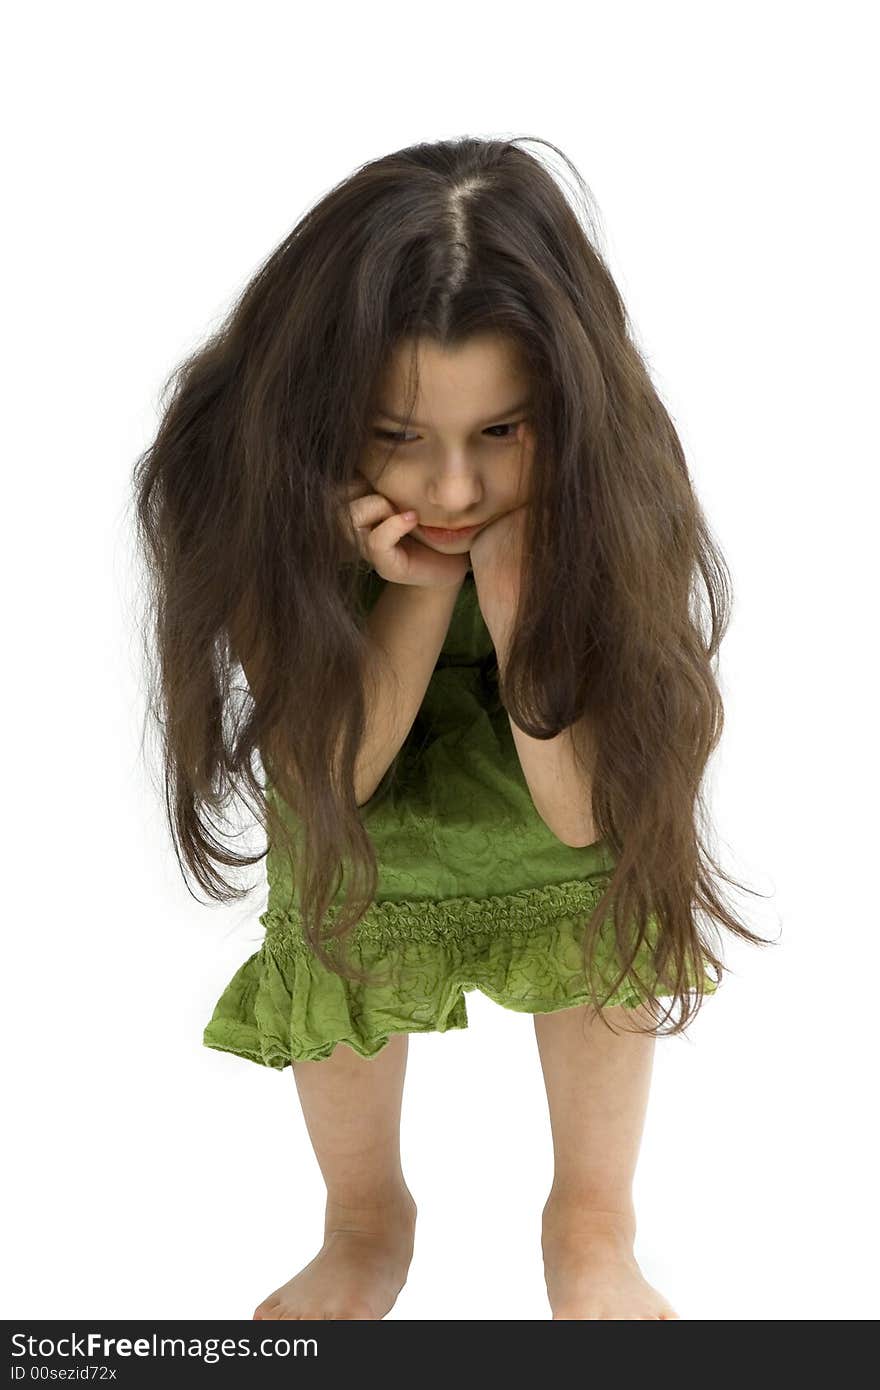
[133,134,768,1321]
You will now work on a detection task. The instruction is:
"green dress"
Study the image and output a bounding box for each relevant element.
[203,569,712,1066]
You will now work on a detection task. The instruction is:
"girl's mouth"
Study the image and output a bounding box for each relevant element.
[416,522,482,543]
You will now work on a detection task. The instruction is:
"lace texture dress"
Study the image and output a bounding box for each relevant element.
[202,568,715,1066]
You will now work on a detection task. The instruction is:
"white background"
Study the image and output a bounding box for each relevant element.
[4,0,877,1321]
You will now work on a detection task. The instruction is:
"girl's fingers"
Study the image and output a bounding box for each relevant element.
[378,509,418,537]
[350,494,417,537]
[342,471,375,500]
[343,487,419,573]
[365,508,418,553]
[349,491,393,521]
[361,510,419,574]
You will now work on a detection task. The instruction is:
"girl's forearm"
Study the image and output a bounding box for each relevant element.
[506,713,599,847]
[352,576,464,806]
[481,597,599,848]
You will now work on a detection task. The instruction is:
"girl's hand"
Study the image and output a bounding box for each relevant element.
[468,504,530,623]
[339,473,470,590]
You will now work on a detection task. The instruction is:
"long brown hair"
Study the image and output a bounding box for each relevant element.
[132,134,771,1036]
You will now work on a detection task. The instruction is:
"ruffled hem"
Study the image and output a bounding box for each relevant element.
[202,877,719,1067]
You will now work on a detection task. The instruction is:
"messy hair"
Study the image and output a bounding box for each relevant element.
[132,134,771,1037]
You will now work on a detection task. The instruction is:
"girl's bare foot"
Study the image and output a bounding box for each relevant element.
[541,1196,679,1320]
[253,1187,417,1321]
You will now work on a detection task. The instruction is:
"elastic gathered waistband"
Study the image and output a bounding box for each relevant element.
[261,874,617,947]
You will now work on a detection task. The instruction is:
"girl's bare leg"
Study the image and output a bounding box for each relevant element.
[534,1002,680,1319]
[253,1033,417,1320]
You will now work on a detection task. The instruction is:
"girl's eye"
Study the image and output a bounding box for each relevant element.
[373,428,418,444]
[483,422,522,440]
[372,421,525,446]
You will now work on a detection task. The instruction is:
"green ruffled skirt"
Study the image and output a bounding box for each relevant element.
[202,876,714,1066]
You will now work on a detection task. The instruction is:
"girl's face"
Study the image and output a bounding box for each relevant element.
[360,331,535,551]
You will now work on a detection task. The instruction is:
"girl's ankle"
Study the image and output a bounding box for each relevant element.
[324,1181,417,1232]
[542,1189,636,1242]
